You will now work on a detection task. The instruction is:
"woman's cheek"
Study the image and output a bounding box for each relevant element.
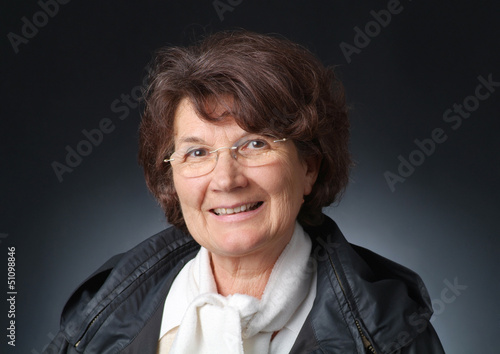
[174,175,205,210]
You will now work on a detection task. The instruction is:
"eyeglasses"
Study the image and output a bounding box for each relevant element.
[164,136,288,178]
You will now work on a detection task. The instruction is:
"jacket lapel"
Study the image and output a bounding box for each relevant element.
[289,218,367,353]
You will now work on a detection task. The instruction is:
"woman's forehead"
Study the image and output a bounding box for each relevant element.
[173,98,247,144]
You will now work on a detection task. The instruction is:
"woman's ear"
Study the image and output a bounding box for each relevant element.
[302,155,321,196]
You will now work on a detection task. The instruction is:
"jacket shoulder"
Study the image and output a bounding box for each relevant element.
[57,226,198,349]
[302,215,444,353]
[59,253,123,328]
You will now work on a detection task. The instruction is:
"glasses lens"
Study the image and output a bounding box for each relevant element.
[182,161,215,177]
[237,137,282,167]
[171,150,216,178]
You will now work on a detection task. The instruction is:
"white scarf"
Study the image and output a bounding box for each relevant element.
[169,222,313,354]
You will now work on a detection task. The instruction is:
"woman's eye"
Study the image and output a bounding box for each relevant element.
[244,139,269,150]
[185,148,209,159]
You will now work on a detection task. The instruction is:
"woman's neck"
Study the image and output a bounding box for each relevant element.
[209,237,291,299]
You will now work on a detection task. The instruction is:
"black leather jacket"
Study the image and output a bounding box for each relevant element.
[45,216,445,353]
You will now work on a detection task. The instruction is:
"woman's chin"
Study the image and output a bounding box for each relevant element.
[209,232,269,258]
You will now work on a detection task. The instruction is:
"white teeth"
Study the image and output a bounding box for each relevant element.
[213,202,259,215]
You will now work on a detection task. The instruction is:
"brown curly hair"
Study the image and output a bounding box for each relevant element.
[138,30,351,232]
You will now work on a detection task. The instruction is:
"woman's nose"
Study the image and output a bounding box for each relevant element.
[209,149,248,192]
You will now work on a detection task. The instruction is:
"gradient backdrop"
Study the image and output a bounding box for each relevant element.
[2,1,499,353]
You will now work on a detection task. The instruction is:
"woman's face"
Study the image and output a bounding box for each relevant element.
[172,98,318,258]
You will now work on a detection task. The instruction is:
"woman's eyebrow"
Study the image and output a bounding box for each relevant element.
[176,136,207,145]
[177,132,255,146]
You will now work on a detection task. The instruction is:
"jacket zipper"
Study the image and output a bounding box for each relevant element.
[328,253,377,354]
[355,319,377,354]
[74,312,101,347]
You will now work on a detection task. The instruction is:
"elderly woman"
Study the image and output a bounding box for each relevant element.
[48,31,444,353]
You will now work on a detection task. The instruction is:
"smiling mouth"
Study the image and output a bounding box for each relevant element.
[211,202,263,216]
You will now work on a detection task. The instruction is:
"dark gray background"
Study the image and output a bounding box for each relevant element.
[2,0,499,353]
